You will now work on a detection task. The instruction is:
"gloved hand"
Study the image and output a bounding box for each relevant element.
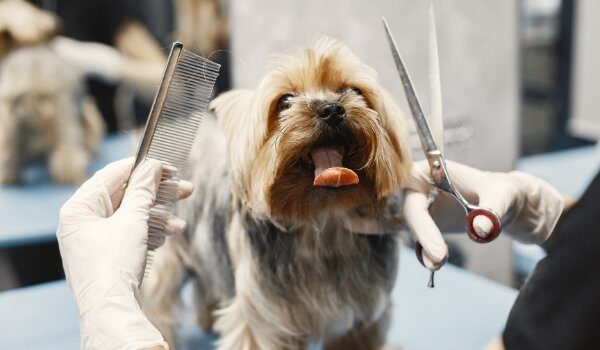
[50,36,123,83]
[404,160,565,270]
[57,158,193,350]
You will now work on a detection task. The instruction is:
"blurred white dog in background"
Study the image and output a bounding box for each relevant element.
[0,44,105,185]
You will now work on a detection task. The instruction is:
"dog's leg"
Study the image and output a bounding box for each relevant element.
[214,254,307,350]
[324,308,391,350]
[192,277,219,332]
[215,296,307,350]
[141,238,187,349]
[0,141,19,185]
[80,97,105,154]
[0,104,19,185]
[214,296,261,350]
[49,143,88,184]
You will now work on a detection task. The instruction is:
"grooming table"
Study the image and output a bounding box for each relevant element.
[513,144,600,276]
[0,247,517,350]
[0,134,134,249]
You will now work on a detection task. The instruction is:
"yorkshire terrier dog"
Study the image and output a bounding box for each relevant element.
[143,37,411,349]
[0,44,105,185]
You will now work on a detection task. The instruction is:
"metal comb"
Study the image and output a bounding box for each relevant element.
[128,42,220,279]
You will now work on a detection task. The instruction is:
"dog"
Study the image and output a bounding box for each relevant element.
[0,44,105,185]
[142,37,411,349]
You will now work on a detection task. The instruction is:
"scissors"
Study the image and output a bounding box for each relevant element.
[382,7,502,285]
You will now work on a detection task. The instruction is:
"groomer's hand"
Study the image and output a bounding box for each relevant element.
[404,160,565,270]
[57,158,193,350]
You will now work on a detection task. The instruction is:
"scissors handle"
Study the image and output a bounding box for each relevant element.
[414,205,502,270]
[466,206,501,243]
[427,151,503,243]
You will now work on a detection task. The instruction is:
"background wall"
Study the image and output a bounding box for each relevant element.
[229,0,519,169]
[570,0,600,141]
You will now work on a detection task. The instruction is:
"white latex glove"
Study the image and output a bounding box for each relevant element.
[50,36,123,83]
[57,158,193,350]
[404,160,565,270]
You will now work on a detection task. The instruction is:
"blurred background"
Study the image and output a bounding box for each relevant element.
[0,0,598,348]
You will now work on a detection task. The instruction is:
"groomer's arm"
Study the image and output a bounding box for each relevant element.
[57,158,193,350]
[403,160,566,270]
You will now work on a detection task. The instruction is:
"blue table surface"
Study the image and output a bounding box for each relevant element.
[516,144,600,199]
[0,248,517,350]
[0,134,134,248]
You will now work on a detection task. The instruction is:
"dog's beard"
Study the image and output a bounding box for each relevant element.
[264,90,393,224]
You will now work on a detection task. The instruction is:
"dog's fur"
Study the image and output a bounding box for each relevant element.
[0,0,60,58]
[142,37,411,349]
[0,44,105,185]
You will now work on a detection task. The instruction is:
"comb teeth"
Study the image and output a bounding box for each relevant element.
[140,44,220,279]
[147,49,220,171]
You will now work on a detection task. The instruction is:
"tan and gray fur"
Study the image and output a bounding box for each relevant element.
[0,0,60,58]
[0,44,105,185]
[142,37,411,349]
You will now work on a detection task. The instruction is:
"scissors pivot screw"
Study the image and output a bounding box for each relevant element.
[432,160,441,170]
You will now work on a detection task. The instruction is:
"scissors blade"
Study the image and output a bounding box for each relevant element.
[429,3,445,154]
[382,17,439,155]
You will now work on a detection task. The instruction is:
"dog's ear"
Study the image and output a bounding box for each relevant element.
[210,89,266,149]
[372,87,412,190]
[0,0,61,58]
[210,89,267,180]
[210,89,256,134]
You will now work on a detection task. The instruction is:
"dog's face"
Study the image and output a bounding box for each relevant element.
[211,38,410,224]
[0,45,82,156]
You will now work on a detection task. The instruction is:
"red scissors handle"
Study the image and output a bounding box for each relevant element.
[466,207,502,243]
[414,206,502,268]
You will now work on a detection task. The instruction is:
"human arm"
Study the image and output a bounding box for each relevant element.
[404,160,568,269]
[57,158,193,349]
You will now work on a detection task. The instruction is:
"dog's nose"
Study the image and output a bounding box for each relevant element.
[317,103,346,125]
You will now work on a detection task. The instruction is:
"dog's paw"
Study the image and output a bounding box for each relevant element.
[382,345,403,350]
[197,308,216,333]
[0,168,19,185]
[49,146,88,185]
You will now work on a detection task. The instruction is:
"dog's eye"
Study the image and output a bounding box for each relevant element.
[350,87,362,96]
[277,93,294,112]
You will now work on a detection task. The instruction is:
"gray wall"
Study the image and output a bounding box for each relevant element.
[570,0,600,141]
[230,0,519,170]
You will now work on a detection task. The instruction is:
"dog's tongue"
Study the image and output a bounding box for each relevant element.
[310,146,359,187]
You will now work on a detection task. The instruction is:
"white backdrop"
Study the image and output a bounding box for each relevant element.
[229,0,519,170]
[570,0,600,141]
